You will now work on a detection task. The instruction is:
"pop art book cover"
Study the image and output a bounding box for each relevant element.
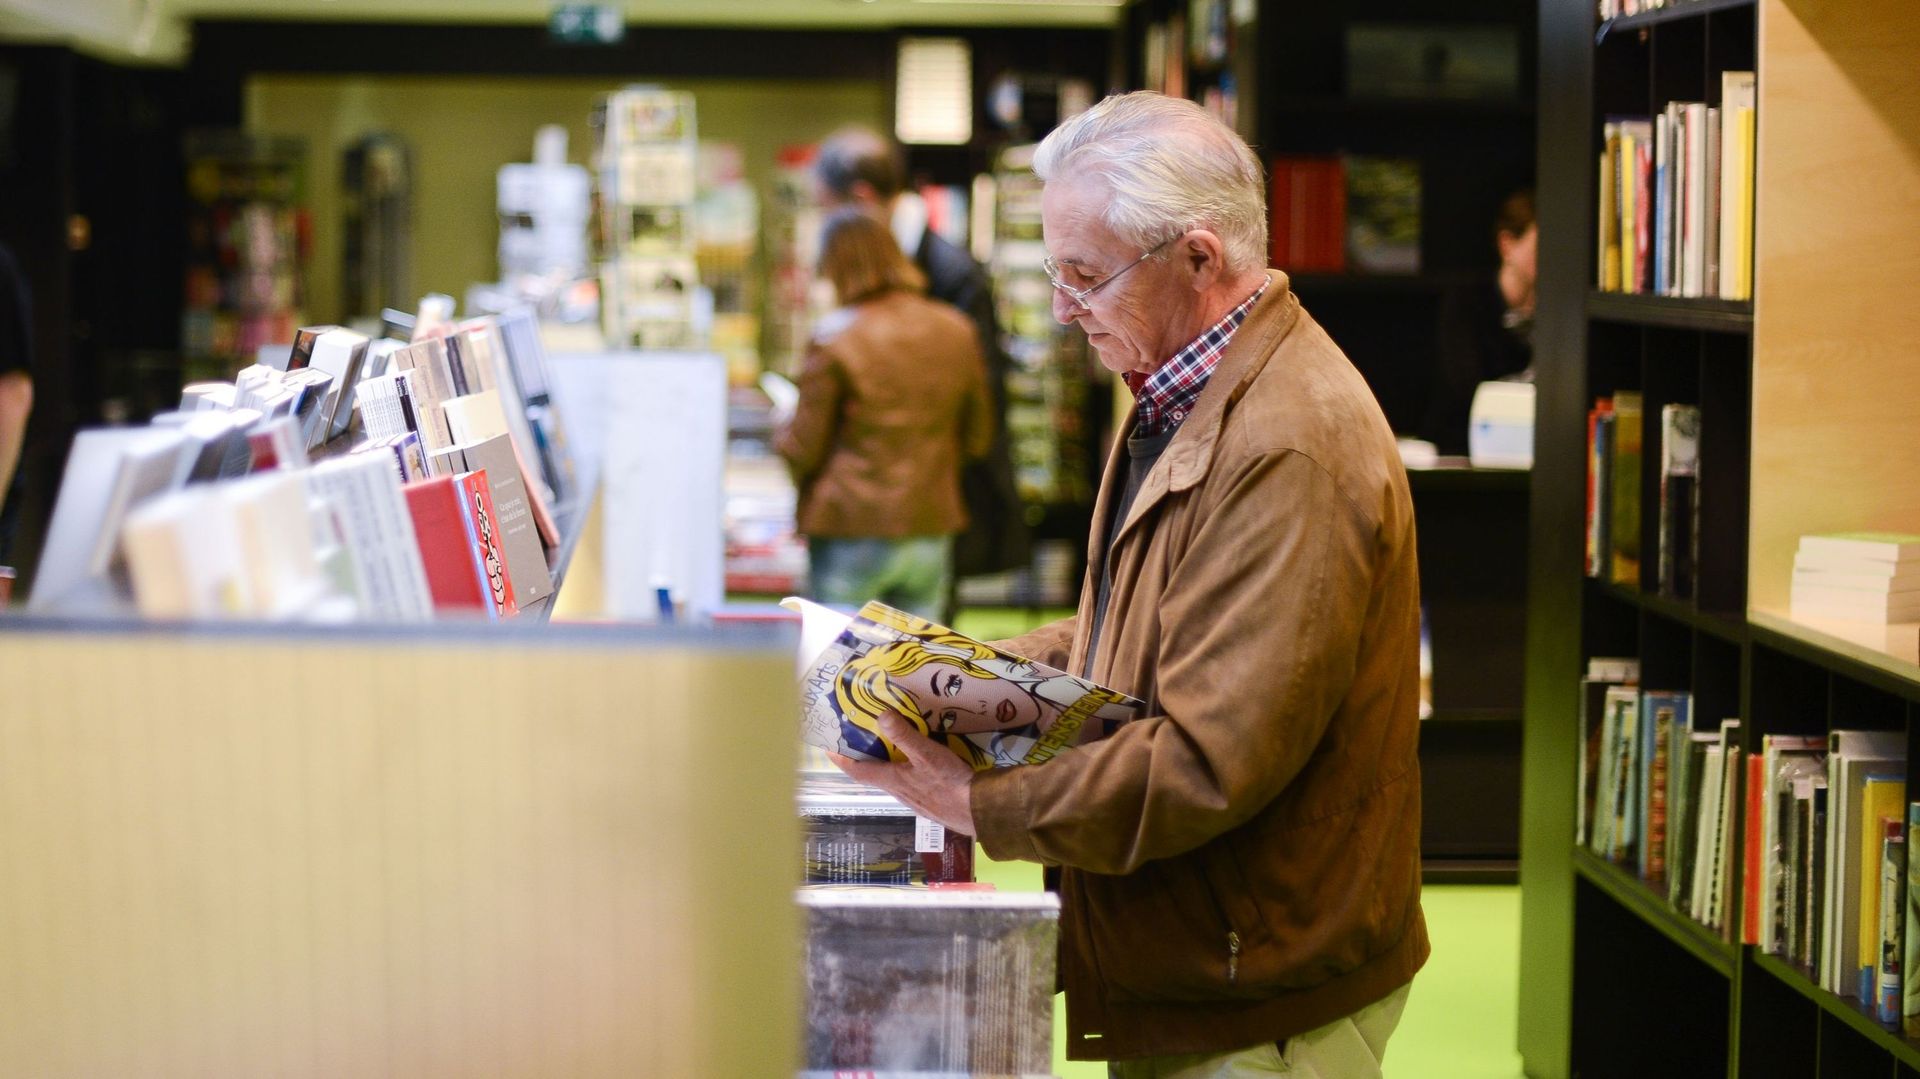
[785,597,1142,770]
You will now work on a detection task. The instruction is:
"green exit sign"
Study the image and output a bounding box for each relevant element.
[549,4,625,45]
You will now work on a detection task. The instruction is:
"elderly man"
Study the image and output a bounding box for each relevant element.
[835,91,1427,1078]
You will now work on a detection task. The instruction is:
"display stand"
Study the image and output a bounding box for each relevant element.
[0,618,798,1075]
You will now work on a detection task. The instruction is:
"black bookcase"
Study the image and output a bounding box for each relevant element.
[1118,0,1538,877]
[1520,1,1920,1075]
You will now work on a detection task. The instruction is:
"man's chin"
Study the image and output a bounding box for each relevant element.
[1087,338,1140,375]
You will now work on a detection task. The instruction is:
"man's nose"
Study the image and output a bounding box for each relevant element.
[1050,287,1084,325]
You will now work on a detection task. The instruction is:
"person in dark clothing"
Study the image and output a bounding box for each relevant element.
[0,242,33,570]
[1418,188,1536,455]
[813,128,1031,609]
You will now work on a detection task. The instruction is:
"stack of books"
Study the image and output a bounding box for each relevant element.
[1791,532,1920,625]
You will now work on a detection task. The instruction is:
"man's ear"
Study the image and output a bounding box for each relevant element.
[1181,230,1228,291]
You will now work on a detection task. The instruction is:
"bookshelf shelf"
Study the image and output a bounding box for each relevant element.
[1749,611,1920,700]
[1749,952,1920,1070]
[1425,707,1523,726]
[1572,848,1737,976]
[1593,579,1748,643]
[1598,0,1757,38]
[1266,94,1536,121]
[1285,271,1469,298]
[1585,291,1755,333]
[1403,465,1530,495]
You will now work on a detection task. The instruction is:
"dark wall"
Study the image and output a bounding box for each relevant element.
[185,20,1114,185]
[0,47,185,582]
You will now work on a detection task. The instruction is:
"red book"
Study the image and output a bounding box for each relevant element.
[403,473,516,618]
[1269,156,1347,273]
[457,469,517,617]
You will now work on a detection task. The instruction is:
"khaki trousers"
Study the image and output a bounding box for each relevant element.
[1107,982,1412,1079]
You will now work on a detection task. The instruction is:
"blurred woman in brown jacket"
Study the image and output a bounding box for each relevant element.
[774,209,995,620]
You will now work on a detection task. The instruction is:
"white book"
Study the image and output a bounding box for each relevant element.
[356,370,420,444]
[361,337,403,381]
[1692,741,1726,921]
[1707,721,1742,929]
[1682,101,1708,298]
[171,411,251,487]
[85,427,191,577]
[282,368,334,447]
[29,427,190,611]
[304,452,434,622]
[307,327,372,448]
[442,390,511,445]
[1792,567,1920,595]
[223,471,327,618]
[1792,587,1920,623]
[1800,532,1920,562]
[120,486,247,619]
[452,320,504,396]
[181,381,235,412]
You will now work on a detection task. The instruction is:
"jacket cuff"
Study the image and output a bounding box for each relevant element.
[970,765,1040,863]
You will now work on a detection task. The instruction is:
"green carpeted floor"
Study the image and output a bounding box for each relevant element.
[976,855,1524,1078]
[953,608,1526,1078]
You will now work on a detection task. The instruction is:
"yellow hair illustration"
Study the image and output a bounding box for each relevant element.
[834,632,1002,769]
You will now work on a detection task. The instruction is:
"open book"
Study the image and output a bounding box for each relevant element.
[784,597,1142,770]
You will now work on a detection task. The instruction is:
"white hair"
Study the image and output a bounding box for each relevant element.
[1032,92,1268,273]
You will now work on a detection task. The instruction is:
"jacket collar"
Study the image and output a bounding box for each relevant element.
[1104,271,1301,544]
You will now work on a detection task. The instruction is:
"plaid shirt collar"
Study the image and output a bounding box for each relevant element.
[1123,282,1268,437]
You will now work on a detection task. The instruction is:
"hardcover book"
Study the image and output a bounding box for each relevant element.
[403,472,516,619]
[428,434,554,606]
[1608,391,1643,586]
[798,772,974,886]
[784,596,1142,770]
[1658,403,1700,599]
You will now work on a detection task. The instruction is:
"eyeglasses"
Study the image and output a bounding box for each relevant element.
[1040,234,1179,308]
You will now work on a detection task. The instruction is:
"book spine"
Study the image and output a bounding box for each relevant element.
[1883,822,1907,1024]
[1904,802,1920,1031]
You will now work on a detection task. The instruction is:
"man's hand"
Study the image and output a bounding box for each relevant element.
[828,711,976,837]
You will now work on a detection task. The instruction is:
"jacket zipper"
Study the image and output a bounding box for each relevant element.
[1227,930,1241,984]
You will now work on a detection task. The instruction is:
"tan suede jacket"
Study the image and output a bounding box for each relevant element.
[971,272,1429,1060]
[775,290,994,539]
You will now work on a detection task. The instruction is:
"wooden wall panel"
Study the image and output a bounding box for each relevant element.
[1749,0,1920,613]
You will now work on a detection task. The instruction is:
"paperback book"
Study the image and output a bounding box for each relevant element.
[784,597,1142,770]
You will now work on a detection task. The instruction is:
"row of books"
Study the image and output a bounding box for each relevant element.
[1599,0,1696,21]
[1596,72,1756,301]
[1745,731,1915,1027]
[1578,661,1744,934]
[1584,392,1700,598]
[29,304,576,623]
[1268,154,1422,276]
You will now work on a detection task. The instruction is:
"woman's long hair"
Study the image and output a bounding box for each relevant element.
[817,208,926,306]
